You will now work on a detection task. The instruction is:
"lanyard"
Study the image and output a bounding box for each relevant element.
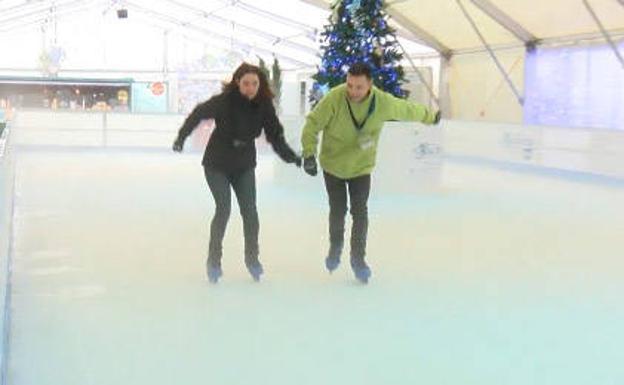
[346,94,376,131]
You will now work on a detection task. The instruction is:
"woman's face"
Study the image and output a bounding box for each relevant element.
[237,73,260,99]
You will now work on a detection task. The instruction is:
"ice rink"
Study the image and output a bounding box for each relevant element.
[2,115,624,385]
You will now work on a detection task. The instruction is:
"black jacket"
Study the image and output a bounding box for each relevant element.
[176,89,298,174]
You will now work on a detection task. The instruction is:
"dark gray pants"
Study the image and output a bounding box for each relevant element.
[204,166,259,265]
[323,171,371,259]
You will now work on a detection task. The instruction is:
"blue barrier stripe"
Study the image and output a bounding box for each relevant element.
[443,154,624,188]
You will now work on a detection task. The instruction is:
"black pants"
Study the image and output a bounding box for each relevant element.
[204,165,259,265]
[323,171,371,259]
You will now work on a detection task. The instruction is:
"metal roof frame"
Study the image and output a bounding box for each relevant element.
[214,0,319,35]
[469,0,538,46]
[121,2,313,67]
[3,0,623,67]
[155,0,318,55]
[583,0,624,68]
[0,0,102,33]
[302,0,624,56]
[0,0,321,67]
[384,8,452,58]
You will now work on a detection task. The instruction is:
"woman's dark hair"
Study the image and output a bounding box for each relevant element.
[222,62,274,100]
[348,62,372,79]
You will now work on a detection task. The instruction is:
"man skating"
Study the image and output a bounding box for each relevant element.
[301,62,441,283]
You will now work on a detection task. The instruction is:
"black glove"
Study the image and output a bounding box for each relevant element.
[172,137,184,152]
[283,151,302,167]
[303,156,317,176]
[273,139,301,167]
[293,155,302,168]
[433,111,442,125]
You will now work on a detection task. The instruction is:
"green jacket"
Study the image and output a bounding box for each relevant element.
[302,83,437,179]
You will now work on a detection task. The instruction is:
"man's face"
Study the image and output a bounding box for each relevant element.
[346,74,372,103]
[237,73,260,99]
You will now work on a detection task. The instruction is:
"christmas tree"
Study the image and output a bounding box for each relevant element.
[258,56,282,111]
[310,0,408,105]
[271,57,282,112]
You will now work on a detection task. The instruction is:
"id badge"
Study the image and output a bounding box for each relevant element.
[358,134,374,150]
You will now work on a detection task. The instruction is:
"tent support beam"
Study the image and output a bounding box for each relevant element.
[392,37,440,108]
[0,0,93,28]
[455,0,524,105]
[208,0,318,34]
[385,10,452,58]
[583,0,624,69]
[123,2,311,67]
[160,0,318,55]
[0,0,101,33]
[469,0,538,47]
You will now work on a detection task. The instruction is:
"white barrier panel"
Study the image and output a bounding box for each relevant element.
[435,120,624,179]
[8,109,624,181]
[0,121,15,376]
[106,113,185,132]
[13,110,102,131]
[12,109,184,148]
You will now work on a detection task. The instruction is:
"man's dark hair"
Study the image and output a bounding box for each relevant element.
[348,62,372,79]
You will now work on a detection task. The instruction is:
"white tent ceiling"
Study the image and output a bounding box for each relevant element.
[305,0,624,56]
[2,0,620,69]
[0,0,432,71]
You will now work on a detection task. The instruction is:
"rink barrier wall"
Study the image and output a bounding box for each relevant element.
[12,109,185,149]
[435,120,624,180]
[0,121,15,385]
[8,109,624,184]
[368,120,624,194]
